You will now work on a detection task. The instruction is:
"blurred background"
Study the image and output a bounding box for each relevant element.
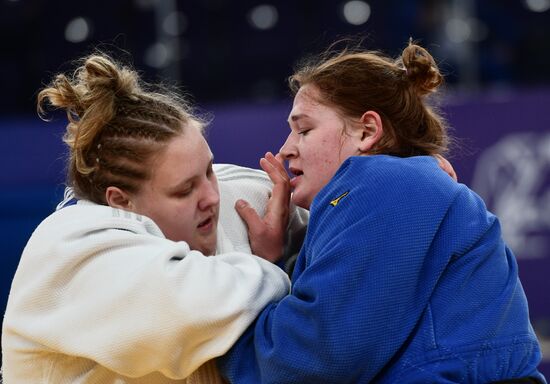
[1,0,549,378]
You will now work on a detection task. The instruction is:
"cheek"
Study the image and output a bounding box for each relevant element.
[315,148,343,179]
[301,137,343,185]
[167,206,197,242]
[159,201,191,226]
[174,201,196,222]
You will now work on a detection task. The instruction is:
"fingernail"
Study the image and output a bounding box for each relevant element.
[236,199,248,208]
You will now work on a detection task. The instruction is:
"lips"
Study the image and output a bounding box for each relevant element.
[197,216,214,232]
[288,166,303,189]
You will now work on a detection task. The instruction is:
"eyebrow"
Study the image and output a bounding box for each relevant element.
[288,113,310,124]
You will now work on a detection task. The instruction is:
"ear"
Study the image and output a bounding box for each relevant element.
[105,186,133,211]
[357,111,384,153]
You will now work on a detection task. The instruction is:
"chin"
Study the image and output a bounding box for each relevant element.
[199,241,217,256]
[291,193,311,210]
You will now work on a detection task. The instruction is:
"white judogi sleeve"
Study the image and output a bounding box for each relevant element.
[2,201,290,383]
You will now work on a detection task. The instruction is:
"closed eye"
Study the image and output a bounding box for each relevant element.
[174,186,193,198]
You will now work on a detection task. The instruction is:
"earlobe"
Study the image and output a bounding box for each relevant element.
[358,111,383,153]
[105,186,133,211]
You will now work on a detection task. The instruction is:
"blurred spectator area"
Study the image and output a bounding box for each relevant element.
[1,0,549,378]
[0,0,549,114]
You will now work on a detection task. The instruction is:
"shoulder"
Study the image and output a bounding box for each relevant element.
[17,202,173,286]
[35,201,165,242]
[323,155,461,202]
[310,155,465,228]
[336,155,449,185]
[214,163,270,185]
[215,164,272,215]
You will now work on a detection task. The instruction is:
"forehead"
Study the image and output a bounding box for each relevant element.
[291,85,321,113]
[288,85,342,124]
[154,126,210,171]
[176,125,211,161]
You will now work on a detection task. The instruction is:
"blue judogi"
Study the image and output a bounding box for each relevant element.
[220,155,545,383]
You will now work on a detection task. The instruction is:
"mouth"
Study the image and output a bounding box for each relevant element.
[288,167,303,188]
[197,216,215,232]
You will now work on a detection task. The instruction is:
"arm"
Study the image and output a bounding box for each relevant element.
[6,208,290,380]
[220,222,431,382]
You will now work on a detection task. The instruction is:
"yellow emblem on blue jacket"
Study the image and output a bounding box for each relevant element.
[330,191,349,206]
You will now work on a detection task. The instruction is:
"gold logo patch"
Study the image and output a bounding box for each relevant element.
[330,191,349,206]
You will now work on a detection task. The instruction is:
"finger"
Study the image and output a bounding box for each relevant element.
[264,176,290,221]
[260,157,288,186]
[434,154,458,182]
[235,199,264,229]
[260,157,290,199]
[439,157,458,182]
[274,152,291,180]
[274,152,284,165]
[260,153,291,219]
[263,152,289,181]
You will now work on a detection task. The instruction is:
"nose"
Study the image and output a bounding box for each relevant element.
[198,177,220,211]
[279,133,298,160]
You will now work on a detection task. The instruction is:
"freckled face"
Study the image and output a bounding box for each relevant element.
[280,84,359,209]
[130,126,220,255]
